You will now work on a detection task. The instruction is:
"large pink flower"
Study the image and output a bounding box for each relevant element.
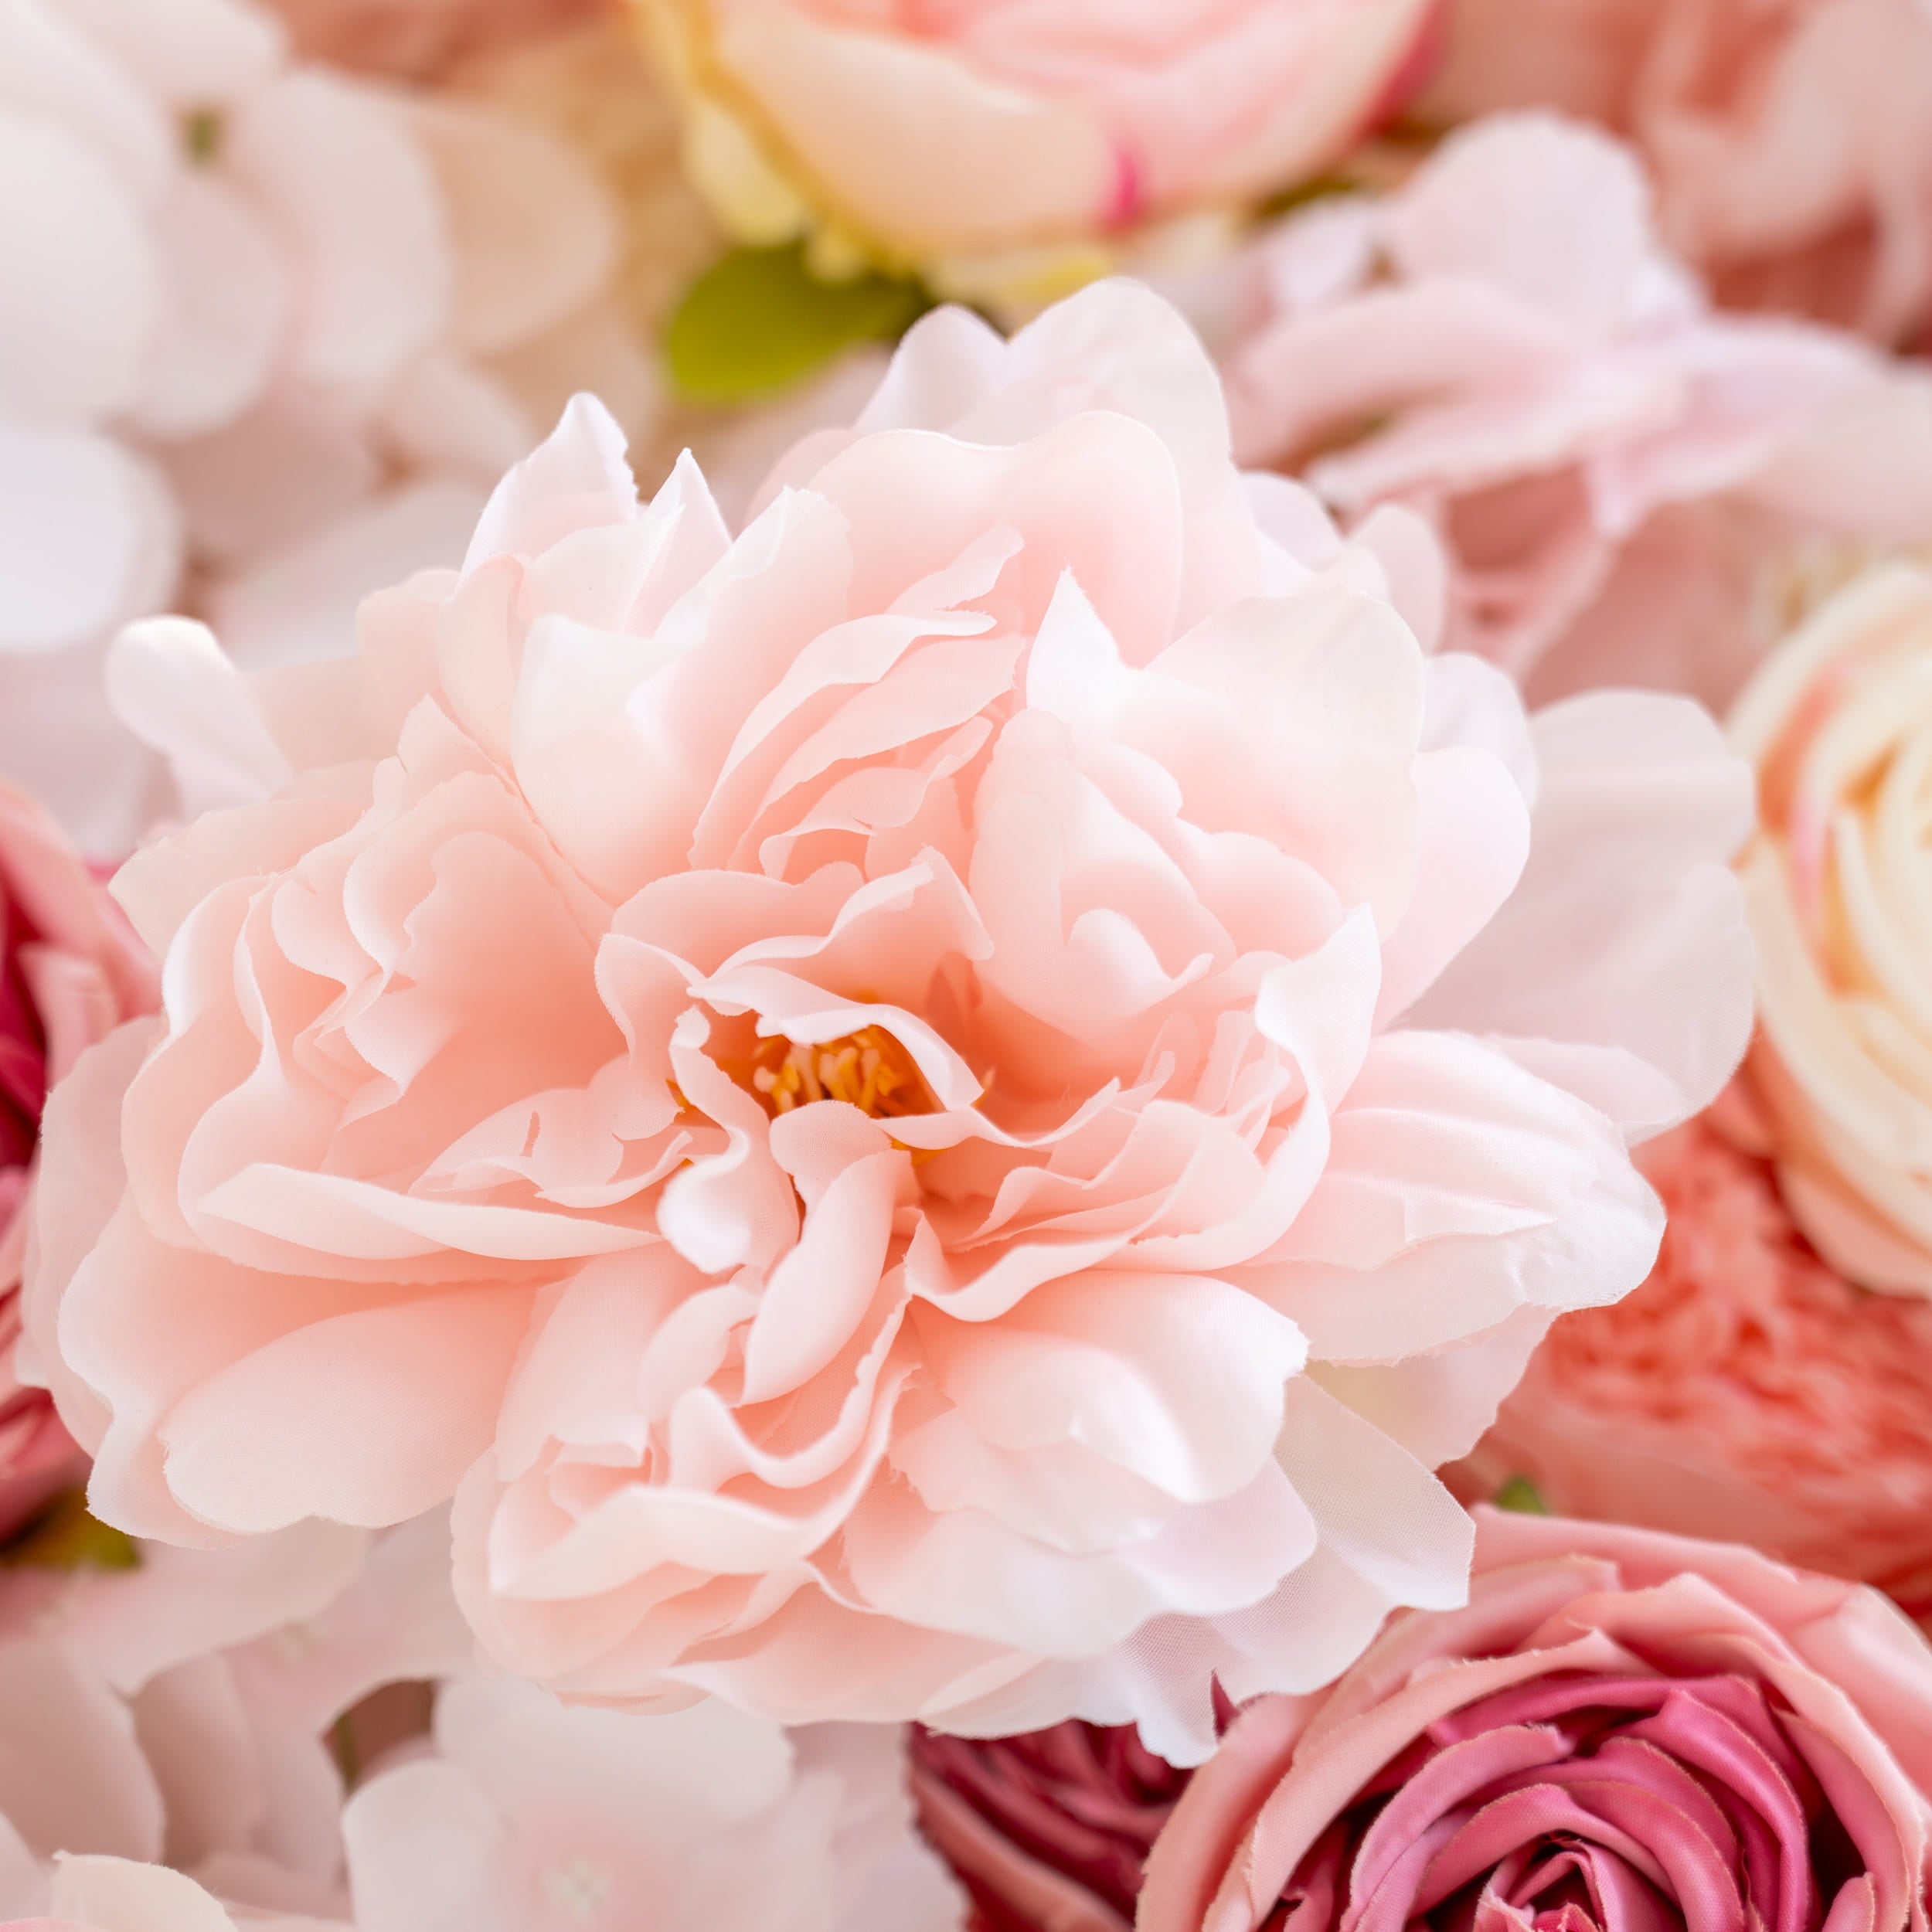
[634,0,1440,292]
[1419,0,1932,344]
[0,788,155,1544]
[32,282,1753,1761]
[1139,1509,1932,1932]
[1218,112,1932,709]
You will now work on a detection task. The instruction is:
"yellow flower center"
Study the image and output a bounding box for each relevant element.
[747,1026,933,1120]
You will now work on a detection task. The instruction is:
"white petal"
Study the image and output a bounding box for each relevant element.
[0,428,180,654]
[125,170,291,440]
[0,115,161,426]
[54,0,284,107]
[225,70,450,392]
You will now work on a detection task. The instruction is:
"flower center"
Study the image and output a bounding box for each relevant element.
[748,1026,933,1119]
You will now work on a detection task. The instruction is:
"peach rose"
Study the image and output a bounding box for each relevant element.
[0,788,155,1543]
[632,0,1441,293]
[1217,112,1932,709]
[1140,1509,1932,1932]
[32,282,1753,1763]
[1457,1096,1932,1614]
[1419,0,1932,344]
[1731,563,1932,1295]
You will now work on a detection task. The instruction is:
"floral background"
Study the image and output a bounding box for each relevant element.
[4,2,1932,1930]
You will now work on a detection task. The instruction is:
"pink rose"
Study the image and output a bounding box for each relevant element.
[1420,0,1932,344]
[266,0,611,78]
[910,1720,1189,1932]
[1455,1094,1932,1616]
[34,281,1753,1762]
[1219,112,1932,708]
[1731,564,1932,1296]
[634,0,1441,289]
[1140,1509,1932,1932]
[0,788,155,1543]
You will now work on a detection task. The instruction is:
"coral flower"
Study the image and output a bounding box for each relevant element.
[1458,1096,1932,1614]
[32,282,1753,1761]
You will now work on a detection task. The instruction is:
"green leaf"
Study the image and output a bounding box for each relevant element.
[1492,1474,1549,1516]
[665,242,928,406]
[2,1489,141,1571]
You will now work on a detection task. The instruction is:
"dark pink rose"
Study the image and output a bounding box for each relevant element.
[1141,1510,1932,1932]
[911,1723,1191,1932]
[0,787,155,1543]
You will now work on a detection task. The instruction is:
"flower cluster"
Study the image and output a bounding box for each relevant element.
[8,2,1932,1928]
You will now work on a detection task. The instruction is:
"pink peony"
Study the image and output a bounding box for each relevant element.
[1217,113,1932,709]
[1455,1096,1932,1617]
[1731,564,1932,1296]
[1139,1509,1932,1932]
[342,1685,964,1932]
[32,281,1753,1762]
[910,1719,1189,1932]
[1419,0,1932,344]
[633,0,1441,294]
[0,789,155,1545]
[267,0,612,79]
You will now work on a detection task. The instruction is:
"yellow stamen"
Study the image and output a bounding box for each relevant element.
[747,1025,932,1120]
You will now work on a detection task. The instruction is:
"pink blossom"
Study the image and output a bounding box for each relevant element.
[1420,0,1932,344]
[0,787,156,1543]
[32,281,1753,1763]
[1456,1096,1932,1617]
[342,1685,963,1932]
[0,0,637,854]
[1219,112,1932,709]
[1140,1509,1932,1932]
[637,0,1442,291]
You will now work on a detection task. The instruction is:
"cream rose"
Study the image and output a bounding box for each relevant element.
[1733,563,1932,1294]
[633,0,1440,293]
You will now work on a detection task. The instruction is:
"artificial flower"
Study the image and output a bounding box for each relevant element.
[266,0,611,79]
[1730,563,1932,1294]
[0,0,637,854]
[1419,0,1932,343]
[0,787,156,1545]
[342,1682,963,1932]
[631,0,1442,301]
[909,1719,1189,1932]
[1217,111,1932,708]
[1456,1093,1932,1616]
[1140,1509,1932,1932]
[29,280,1753,1763]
